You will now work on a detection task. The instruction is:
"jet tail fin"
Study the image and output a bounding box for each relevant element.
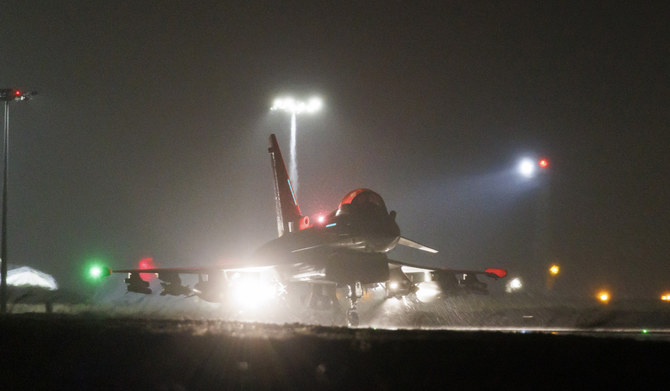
[269,134,304,236]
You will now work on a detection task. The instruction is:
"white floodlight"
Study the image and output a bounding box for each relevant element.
[306,97,323,113]
[518,158,536,178]
[271,96,323,115]
[270,94,324,198]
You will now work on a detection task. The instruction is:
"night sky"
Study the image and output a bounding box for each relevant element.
[1,1,668,298]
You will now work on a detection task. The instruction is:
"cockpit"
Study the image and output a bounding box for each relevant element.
[337,189,388,215]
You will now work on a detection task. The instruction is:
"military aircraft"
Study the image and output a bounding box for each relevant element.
[104,134,507,326]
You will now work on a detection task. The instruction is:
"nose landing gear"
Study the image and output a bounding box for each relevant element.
[345,281,363,327]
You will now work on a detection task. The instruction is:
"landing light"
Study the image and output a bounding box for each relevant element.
[506,277,523,293]
[228,272,282,310]
[415,281,440,303]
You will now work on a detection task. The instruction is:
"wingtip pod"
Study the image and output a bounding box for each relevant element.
[484,268,507,279]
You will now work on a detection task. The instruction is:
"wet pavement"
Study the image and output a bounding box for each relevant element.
[1,310,669,390]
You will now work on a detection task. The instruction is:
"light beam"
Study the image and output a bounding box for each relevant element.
[271,95,323,198]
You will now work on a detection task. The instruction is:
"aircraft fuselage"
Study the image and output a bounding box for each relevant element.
[253,188,400,284]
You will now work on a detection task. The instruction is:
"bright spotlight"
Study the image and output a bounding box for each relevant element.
[228,271,282,310]
[306,97,323,113]
[518,158,536,178]
[415,281,440,303]
[271,95,323,115]
[506,277,523,293]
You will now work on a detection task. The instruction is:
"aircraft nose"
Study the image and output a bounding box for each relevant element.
[366,217,400,252]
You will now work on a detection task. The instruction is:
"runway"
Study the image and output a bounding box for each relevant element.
[1,313,669,390]
[3,285,670,389]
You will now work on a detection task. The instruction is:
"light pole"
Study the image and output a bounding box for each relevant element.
[0,88,36,314]
[270,96,322,197]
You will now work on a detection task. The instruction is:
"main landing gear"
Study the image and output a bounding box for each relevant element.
[345,281,363,327]
[304,280,363,327]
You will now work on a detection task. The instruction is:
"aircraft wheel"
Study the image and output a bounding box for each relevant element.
[346,310,359,327]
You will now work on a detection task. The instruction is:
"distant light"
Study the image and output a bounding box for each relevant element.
[539,158,550,168]
[518,158,536,178]
[316,215,325,224]
[661,293,670,302]
[597,290,611,304]
[549,264,560,276]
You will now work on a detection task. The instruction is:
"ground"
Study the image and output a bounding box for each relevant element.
[2,289,670,390]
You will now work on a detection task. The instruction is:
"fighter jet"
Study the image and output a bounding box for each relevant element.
[105,134,507,326]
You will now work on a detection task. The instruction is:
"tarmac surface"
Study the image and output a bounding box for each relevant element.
[2,288,670,390]
[2,314,670,390]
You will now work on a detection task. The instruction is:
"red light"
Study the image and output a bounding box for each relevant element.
[485,268,507,278]
[14,90,21,96]
[538,158,549,168]
[138,257,156,281]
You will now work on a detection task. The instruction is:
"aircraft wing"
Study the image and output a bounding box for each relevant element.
[385,259,507,297]
[103,262,286,302]
[110,264,275,275]
[388,259,507,279]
